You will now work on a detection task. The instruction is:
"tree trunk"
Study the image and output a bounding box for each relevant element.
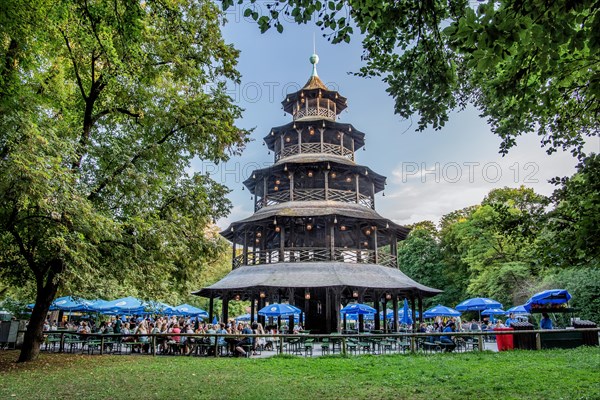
[18,275,60,363]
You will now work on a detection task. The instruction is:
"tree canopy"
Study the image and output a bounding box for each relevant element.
[0,0,248,361]
[227,0,599,157]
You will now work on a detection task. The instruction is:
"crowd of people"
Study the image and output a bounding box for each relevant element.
[42,315,293,357]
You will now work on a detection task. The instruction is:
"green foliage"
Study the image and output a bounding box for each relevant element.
[535,154,600,270]
[0,0,248,360]
[540,268,600,322]
[228,0,599,157]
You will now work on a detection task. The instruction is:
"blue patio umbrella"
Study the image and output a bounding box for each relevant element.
[506,305,530,314]
[171,304,208,317]
[258,303,302,317]
[481,308,507,316]
[50,296,92,311]
[91,296,147,314]
[341,303,376,315]
[456,298,503,311]
[400,299,412,325]
[423,304,461,318]
[524,289,572,312]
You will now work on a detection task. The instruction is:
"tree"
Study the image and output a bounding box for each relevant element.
[441,187,547,306]
[535,154,600,270]
[398,222,442,301]
[226,0,599,157]
[0,0,248,362]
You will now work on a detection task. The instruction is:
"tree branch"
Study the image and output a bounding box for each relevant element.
[60,29,87,101]
[91,107,141,125]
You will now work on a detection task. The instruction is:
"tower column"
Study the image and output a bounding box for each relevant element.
[289,171,295,201]
[297,128,302,154]
[262,177,268,208]
[324,170,329,200]
[339,132,344,156]
[351,138,355,161]
[373,228,378,264]
[355,174,360,204]
[319,128,324,153]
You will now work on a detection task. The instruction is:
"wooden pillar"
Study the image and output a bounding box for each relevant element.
[289,172,294,201]
[319,128,324,153]
[418,294,423,324]
[334,288,342,333]
[351,138,355,161]
[382,297,388,333]
[410,295,417,332]
[231,236,237,265]
[355,174,360,204]
[208,295,214,322]
[373,228,378,264]
[250,294,255,325]
[339,132,345,156]
[222,293,229,325]
[280,135,284,156]
[279,225,285,262]
[330,223,335,261]
[374,291,381,331]
[297,129,302,154]
[371,181,376,209]
[325,288,332,333]
[392,294,399,333]
[243,229,248,265]
[324,170,329,200]
[262,177,268,208]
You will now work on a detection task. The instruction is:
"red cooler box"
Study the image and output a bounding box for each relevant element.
[494,327,514,351]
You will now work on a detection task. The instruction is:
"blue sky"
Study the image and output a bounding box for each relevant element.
[194,5,599,230]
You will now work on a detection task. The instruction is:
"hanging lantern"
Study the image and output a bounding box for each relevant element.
[385,293,392,300]
[352,290,359,298]
[307,171,313,178]
[333,216,338,224]
[234,294,241,301]
[306,223,313,231]
[363,241,369,247]
[252,174,256,179]
[274,186,279,191]
[285,137,291,143]
[327,163,331,170]
[259,291,266,298]
[340,225,346,231]
[275,179,281,185]
[331,172,336,178]
[305,291,311,300]
[273,217,277,225]
[284,164,288,172]
[385,222,389,229]
[275,226,281,233]
[365,229,371,236]
[309,127,315,135]
[255,238,260,244]
[256,232,262,238]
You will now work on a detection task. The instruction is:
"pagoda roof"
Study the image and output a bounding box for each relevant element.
[220,201,409,239]
[192,262,442,298]
[302,74,329,90]
[264,120,365,150]
[242,159,386,193]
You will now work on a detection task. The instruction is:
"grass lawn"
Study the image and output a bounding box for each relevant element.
[0,348,598,399]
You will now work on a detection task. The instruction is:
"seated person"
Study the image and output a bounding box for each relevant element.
[540,313,553,329]
[440,322,457,352]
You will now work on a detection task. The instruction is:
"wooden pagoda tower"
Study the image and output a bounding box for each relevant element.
[194,54,441,333]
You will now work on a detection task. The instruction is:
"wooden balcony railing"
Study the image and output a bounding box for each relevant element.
[255,188,373,211]
[233,247,397,269]
[275,142,354,162]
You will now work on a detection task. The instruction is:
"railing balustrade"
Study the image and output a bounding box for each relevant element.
[255,188,374,211]
[233,247,397,269]
[275,142,354,161]
[37,329,600,357]
[294,107,336,121]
